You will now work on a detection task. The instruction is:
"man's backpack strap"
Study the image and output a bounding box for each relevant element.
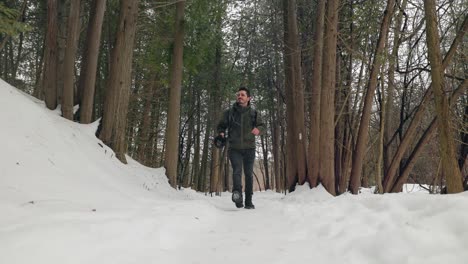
[250,108,257,128]
[227,108,233,134]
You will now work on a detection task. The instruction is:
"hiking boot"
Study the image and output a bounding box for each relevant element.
[244,202,255,209]
[232,191,242,203]
[244,194,254,209]
[232,191,243,208]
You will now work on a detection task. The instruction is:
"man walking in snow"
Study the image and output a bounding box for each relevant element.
[216,87,264,209]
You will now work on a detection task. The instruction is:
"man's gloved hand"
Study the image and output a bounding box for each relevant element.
[213,134,226,148]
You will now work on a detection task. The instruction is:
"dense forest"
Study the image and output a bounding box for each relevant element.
[0,0,466,195]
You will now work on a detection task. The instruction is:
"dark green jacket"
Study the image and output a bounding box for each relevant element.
[217,103,265,150]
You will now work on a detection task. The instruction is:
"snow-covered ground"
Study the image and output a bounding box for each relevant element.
[1,78,468,264]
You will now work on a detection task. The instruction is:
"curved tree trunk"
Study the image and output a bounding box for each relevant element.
[349,0,395,194]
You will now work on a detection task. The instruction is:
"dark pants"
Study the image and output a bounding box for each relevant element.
[229,148,255,201]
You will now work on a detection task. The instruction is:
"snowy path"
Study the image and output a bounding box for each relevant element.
[2,183,468,264]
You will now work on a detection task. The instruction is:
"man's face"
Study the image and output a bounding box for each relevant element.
[236,90,250,107]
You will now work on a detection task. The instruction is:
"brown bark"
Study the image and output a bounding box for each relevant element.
[423,0,463,193]
[62,0,81,120]
[459,103,468,174]
[199,120,211,192]
[307,0,325,188]
[349,0,395,194]
[282,0,297,190]
[335,50,345,194]
[42,0,58,110]
[192,96,202,189]
[273,77,283,192]
[99,0,140,163]
[319,0,339,195]
[79,0,107,124]
[338,0,355,194]
[210,42,222,195]
[261,134,270,190]
[384,0,407,172]
[340,36,370,193]
[137,78,157,164]
[375,76,386,194]
[56,0,68,105]
[150,100,162,167]
[181,88,194,188]
[283,0,307,190]
[165,0,186,188]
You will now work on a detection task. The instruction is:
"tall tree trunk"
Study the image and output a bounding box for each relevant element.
[385,0,407,173]
[150,100,162,167]
[79,0,106,124]
[307,0,325,188]
[319,0,339,195]
[272,3,284,192]
[192,96,202,189]
[334,51,345,194]
[282,0,296,190]
[99,0,139,163]
[165,0,186,188]
[272,107,280,192]
[199,120,211,192]
[261,133,270,190]
[42,0,58,110]
[33,43,44,99]
[338,0,355,193]
[423,0,463,193]
[57,0,69,106]
[137,77,157,163]
[181,85,194,188]
[210,42,222,195]
[349,0,395,194]
[283,0,307,190]
[459,102,468,174]
[375,76,386,194]
[272,78,282,192]
[62,0,81,120]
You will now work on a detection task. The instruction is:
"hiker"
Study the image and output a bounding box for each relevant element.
[216,87,264,209]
